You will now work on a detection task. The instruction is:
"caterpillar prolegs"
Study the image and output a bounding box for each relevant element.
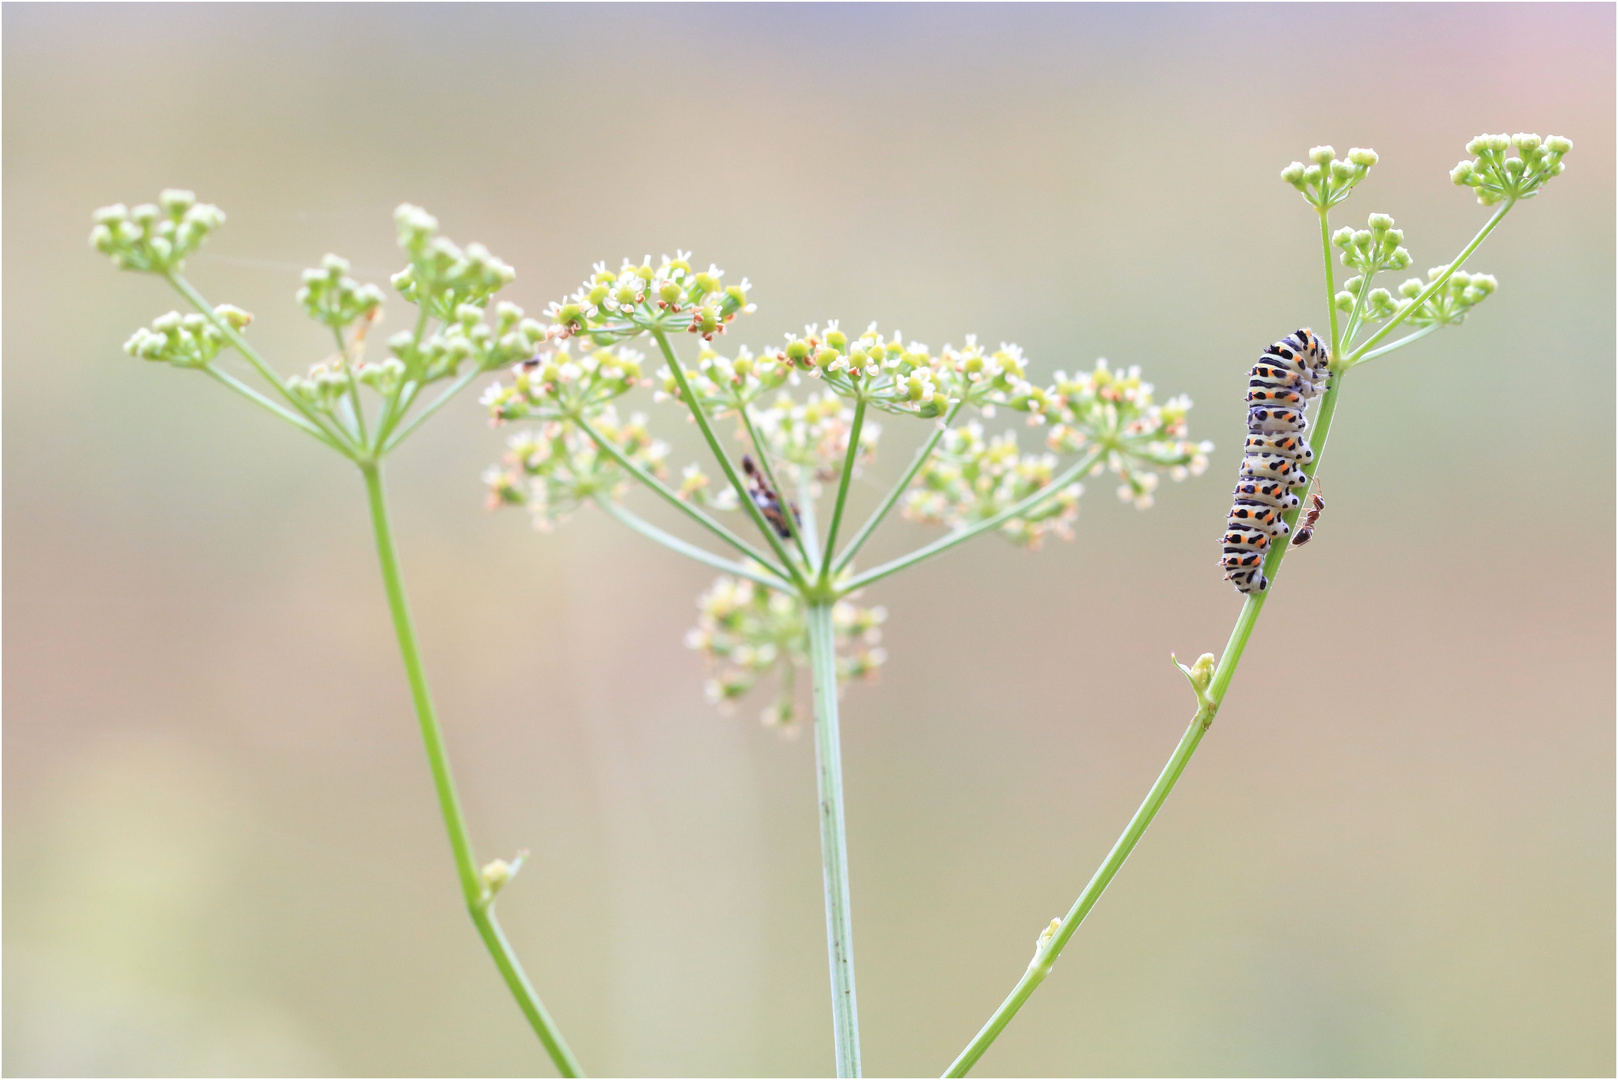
[1221,328,1330,594]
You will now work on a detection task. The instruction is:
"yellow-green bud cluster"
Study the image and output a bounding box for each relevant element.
[685,575,885,730]
[940,337,1053,417]
[482,340,648,424]
[122,305,252,368]
[90,190,226,273]
[1281,145,1378,209]
[751,389,881,475]
[1332,212,1412,276]
[298,254,386,329]
[389,301,548,391]
[902,422,1081,548]
[390,204,516,319]
[1397,266,1499,328]
[483,407,667,529]
[1451,132,1571,205]
[546,253,755,344]
[1045,360,1211,508]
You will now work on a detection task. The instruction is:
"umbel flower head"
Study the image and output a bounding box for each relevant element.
[123,305,253,368]
[1045,360,1211,508]
[298,254,386,329]
[546,252,755,344]
[484,406,667,529]
[1281,145,1380,209]
[483,342,650,424]
[90,189,226,274]
[902,422,1081,548]
[1451,133,1572,205]
[391,204,516,320]
[685,575,886,731]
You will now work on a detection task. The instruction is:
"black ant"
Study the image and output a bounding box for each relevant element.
[1290,477,1325,546]
[741,454,797,539]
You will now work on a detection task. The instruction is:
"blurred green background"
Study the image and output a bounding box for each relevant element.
[5,4,1613,1076]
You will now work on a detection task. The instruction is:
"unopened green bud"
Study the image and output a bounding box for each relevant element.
[1512,132,1540,152]
[1280,162,1307,187]
[1329,159,1354,181]
[1545,135,1572,154]
[1302,163,1323,184]
[1308,145,1335,165]
[1366,213,1394,231]
[1332,227,1354,247]
[1347,147,1378,167]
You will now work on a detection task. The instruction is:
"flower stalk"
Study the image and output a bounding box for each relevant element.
[942,132,1569,1075]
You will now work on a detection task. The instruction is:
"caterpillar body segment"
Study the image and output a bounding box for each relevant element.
[1222,328,1330,594]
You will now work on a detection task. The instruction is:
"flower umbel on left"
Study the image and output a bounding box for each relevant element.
[89,192,584,1075]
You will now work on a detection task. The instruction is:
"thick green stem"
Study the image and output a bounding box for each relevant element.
[834,401,962,574]
[817,398,867,588]
[806,601,862,1077]
[652,330,808,589]
[842,447,1102,594]
[360,463,582,1077]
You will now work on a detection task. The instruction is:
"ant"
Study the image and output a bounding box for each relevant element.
[741,454,798,539]
[1290,477,1325,546]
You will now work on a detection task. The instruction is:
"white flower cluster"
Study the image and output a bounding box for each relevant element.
[390,204,516,320]
[546,252,755,343]
[123,305,253,368]
[685,575,886,731]
[484,407,668,529]
[90,189,226,274]
[902,422,1080,548]
[298,254,386,329]
[483,341,650,423]
[1045,360,1211,510]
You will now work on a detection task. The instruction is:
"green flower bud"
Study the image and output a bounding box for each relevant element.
[1332,227,1355,248]
[1280,162,1307,188]
[1367,213,1394,231]
[1545,135,1572,154]
[1308,145,1335,164]
[1347,147,1378,167]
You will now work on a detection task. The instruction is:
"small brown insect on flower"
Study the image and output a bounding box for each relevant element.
[741,454,797,539]
[1291,478,1326,546]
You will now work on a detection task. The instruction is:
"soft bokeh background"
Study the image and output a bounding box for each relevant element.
[5,4,1613,1076]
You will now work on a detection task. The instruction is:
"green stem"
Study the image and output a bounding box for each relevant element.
[738,404,816,571]
[574,414,788,578]
[597,499,793,591]
[796,466,824,576]
[200,364,343,450]
[842,447,1102,594]
[818,397,867,588]
[835,401,962,574]
[806,601,862,1077]
[167,272,359,457]
[373,307,433,448]
[383,366,484,453]
[360,463,582,1077]
[1319,208,1342,358]
[652,330,808,590]
[1348,201,1513,363]
[335,325,370,448]
[1353,324,1440,365]
[944,204,1372,1075]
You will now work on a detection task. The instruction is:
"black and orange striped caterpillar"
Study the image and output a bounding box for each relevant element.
[1220,329,1331,594]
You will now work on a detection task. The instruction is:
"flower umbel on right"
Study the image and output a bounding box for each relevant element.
[945,132,1572,1079]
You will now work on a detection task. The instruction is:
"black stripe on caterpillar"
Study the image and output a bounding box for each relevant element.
[1222,328,1330,594]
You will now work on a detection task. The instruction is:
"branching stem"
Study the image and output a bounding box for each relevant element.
[361,463,583,1077]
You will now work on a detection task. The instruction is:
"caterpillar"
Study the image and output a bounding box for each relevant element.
[1221,328,1331,594]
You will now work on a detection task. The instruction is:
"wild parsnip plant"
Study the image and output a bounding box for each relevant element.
[481,256,1211,1076]
[91,128,1569,1079]
[91,197,583,1076]
[942,132,1573,1077]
